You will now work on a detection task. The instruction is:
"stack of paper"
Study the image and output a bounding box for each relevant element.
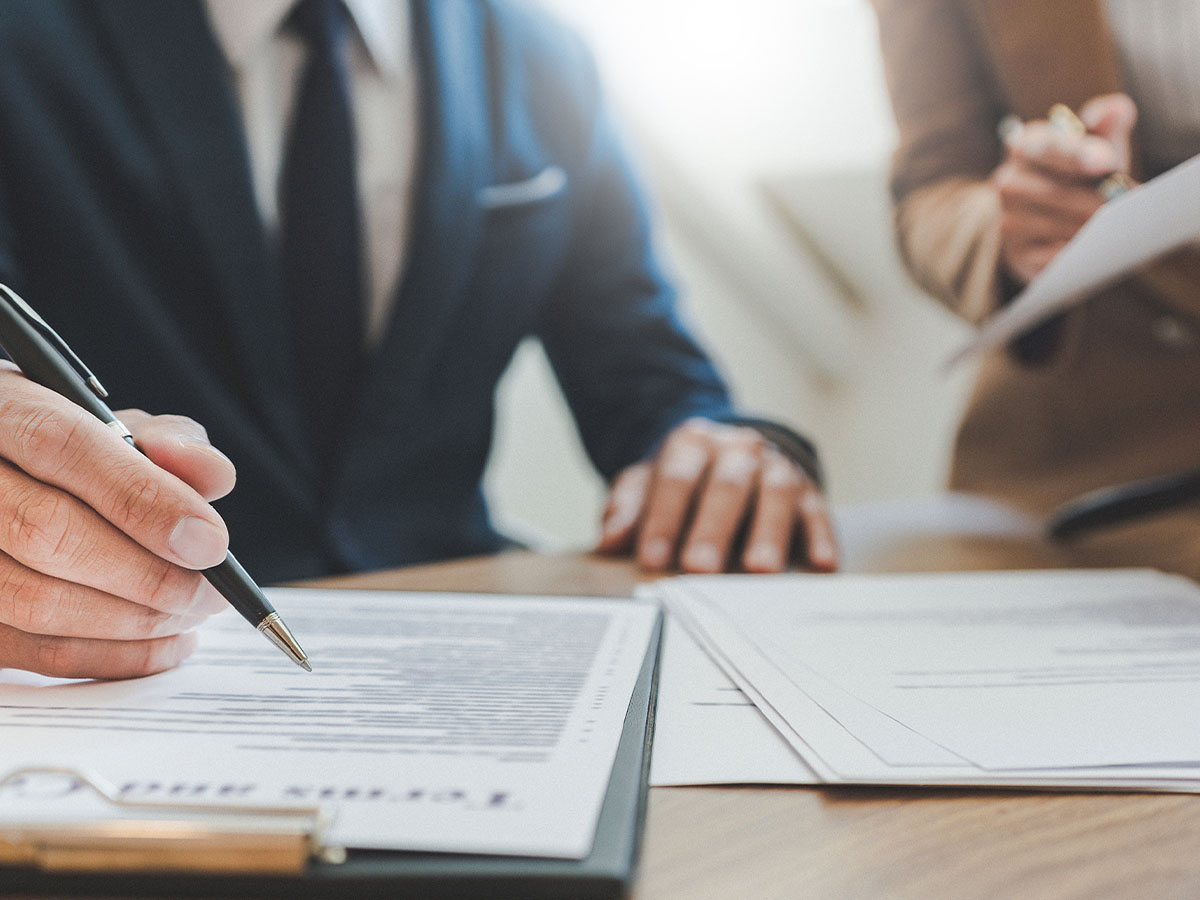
[653,569,1200,791]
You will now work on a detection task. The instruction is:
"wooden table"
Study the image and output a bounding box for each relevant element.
[15,496,1199,899]
[302,496,1200,900]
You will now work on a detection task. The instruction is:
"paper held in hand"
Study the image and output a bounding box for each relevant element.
[951,152,1200,364]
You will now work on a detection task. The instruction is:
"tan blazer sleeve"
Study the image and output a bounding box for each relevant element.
[872,0,1200,328]
[870,0,1010,324]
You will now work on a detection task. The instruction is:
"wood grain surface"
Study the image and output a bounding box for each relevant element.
[15,495,1200,899]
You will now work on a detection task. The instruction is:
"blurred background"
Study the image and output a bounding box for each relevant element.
[482,0,980,549]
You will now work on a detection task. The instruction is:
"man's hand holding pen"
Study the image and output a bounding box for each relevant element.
[993,92,1139,286]
[0,361,235,679]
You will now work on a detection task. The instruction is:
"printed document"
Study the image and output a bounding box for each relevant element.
[0,590,659,859]
[656,570,1200,790]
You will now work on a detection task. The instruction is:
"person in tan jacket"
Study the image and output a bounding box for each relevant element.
[871,0,1200,574]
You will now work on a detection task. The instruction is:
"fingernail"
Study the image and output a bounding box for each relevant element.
[155,613,208,638]
[172,630,200,663]
[811,537,837,567]
[181,439,233,466]
[683,542,721,572]
[187,579,229,616]
[169,517,228,568]
[746,543,783,571]
[642,538,672,568]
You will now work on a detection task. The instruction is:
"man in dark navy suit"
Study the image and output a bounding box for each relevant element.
[0,0,836,679]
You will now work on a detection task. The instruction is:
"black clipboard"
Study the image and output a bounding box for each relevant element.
[1,611,663,900]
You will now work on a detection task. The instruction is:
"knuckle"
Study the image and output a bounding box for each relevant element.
[9,404,89,476]
[763,462,803,493]
[656,468,698,490]
[33,636,80,678]
[673,418,714,445]
[157,414,208,442]
[127,604,175,640]
[134,559,196,615]
[711,450,759,487]
[105,465,169,534]
[658,441,710,484]
[731,426,766,450]
[129,637,178,677]
[7,486,76,566]
[130,639,160,675]
[115,408,150,428]
[994,174,1021,204]
[0,562,50,634]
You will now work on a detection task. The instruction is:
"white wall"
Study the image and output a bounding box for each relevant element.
[482,0,978,551]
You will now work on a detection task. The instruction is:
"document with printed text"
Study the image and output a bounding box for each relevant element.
[0,590,660,859]
[656,569,1200,790]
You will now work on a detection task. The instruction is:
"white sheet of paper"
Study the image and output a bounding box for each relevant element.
[647,616,817,787]
[0,590,659,859]
[646,494,1040,788]
[658,570,1200,790]
[955,152,1200,361]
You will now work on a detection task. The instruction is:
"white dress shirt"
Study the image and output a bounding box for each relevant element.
[205,0,419,346]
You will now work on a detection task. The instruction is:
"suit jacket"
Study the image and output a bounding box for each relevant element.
[872,0,1200,515]
[0,1,776,583]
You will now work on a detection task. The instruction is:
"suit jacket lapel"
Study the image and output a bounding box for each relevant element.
[365,0,491,396]
[92,1,312,476]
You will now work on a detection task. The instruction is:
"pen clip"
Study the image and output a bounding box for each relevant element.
[0,283,110,399]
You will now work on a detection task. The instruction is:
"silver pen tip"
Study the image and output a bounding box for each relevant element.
[257,611,312,671]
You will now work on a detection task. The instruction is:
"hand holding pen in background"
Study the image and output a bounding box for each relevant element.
[993,93,1139,286]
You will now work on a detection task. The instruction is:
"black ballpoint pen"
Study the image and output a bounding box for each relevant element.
[0,283,310,671]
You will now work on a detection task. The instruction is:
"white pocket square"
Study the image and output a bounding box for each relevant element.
[477,165,567,210]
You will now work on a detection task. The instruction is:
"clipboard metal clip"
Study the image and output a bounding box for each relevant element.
[0,766,346,875]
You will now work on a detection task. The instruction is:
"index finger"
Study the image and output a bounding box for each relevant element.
[0,366,229,570]
[635,425,714,570]
[1007,123,1121,180]
[118,409,237,503]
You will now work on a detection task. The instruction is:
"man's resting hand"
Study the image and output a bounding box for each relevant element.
[597,418,838,574]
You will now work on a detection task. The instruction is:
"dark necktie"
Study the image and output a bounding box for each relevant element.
[280,0,365,470]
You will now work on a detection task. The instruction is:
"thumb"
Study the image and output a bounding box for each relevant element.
[1080,93,1137,169]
